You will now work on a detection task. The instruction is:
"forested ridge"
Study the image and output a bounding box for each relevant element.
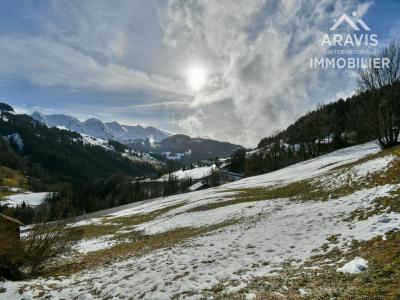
[230,80,400,176]
[0,108,162,222]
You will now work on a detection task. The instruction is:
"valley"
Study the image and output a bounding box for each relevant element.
[2,142,400,299]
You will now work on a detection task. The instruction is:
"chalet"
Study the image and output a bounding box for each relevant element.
[187,180,208,192]
[0,212,23,242]
[0,213,24,279]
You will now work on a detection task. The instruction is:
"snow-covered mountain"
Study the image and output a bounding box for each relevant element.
[31,111,170,142]
[32,112,242,164]
[78,133,166,168]
[127,134,243,165]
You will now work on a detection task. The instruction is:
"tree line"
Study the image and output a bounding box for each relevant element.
[229,40,400,177]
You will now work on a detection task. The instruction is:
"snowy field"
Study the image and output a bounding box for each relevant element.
[2,142,400,299]
[158,164,216,181]
[1,192,49,208]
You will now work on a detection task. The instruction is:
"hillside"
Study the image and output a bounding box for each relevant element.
[227,81,400,177]
[158,164,216,181]
[257,82,400,150]
[3,141,400,299]
[0,106,169,222]
[1,111,158,181]
[128,134,243,165]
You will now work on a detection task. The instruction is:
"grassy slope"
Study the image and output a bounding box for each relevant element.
[8,144,400,299]
[211,146,400,299]
[0,166,27,200]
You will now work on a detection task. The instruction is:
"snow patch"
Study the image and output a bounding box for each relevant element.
[5,142,398,299]
[159,164,216,181]
[225,142,380,189]
[2,192,49,207]
[7,133,24,150]
[73,236,117,254]
[80,134,111,150]
[342,211,400,243]
[337,257,368,274]
[315,155,396,191]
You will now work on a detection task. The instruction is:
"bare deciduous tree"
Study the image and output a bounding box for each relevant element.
[357,40,400,148]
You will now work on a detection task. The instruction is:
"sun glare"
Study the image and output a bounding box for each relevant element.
[186,65,207,91]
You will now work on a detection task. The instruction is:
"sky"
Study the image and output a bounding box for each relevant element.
[0,0,399,147]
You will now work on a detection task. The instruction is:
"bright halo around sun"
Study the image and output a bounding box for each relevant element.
[186,65,207,91]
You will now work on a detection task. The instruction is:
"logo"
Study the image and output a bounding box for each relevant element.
[330,11,370,31]
[310,11,389,70]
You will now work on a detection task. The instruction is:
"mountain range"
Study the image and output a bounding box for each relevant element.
[1,108,160,181]
[32,112,243,164]
[31,112,170,143]
[127,134,243,165]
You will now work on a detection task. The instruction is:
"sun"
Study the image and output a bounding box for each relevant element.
[186,65,207,91]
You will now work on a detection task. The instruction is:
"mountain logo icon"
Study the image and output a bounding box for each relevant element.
[330,11,370,31]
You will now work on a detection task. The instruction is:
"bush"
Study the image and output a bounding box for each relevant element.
[0,223,24,280]
[22,219,82,276]
[0,214,82,279]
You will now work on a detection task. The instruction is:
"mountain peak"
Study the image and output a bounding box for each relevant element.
[0,102,14,113]
[31,111,47,122]
[84,117,103,124]
[31,111,170,143]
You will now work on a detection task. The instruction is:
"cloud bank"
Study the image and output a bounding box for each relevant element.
[0,0,375,146]
[161,0,372,145]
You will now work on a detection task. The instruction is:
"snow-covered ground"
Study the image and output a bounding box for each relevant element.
[80,134,111,150]
[225,142,379,189]
[122,150,164,168]
[162,151,187,160]
[1,192,49,207]
[314,154,396,191]
[2,142,400,299]
[159,164,216,181]
[72,236,117,254]
[79,134,164,167]
[337,257,368,274]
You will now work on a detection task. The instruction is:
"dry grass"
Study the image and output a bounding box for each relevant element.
[43,219,238,277]
[41,202,235,277]
[190,145,400,215]
[209,230,400,300]
[68,203,185,240]
[204,147,400,299]
[0,166,27,199]
[188,181,331,213]
[35,145,400,295]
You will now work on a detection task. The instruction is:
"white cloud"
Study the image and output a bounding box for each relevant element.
[161,0,372,146]
[177,111,205,137]
[0,0,374,147]
[0,34,188,97]
[390,20,400,38]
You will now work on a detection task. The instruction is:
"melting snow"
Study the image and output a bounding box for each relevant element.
[3,142,400,299]
[315,155,396,191]
[225,142,380,189]
[73,237,117,254]
[6,133,24,150]
[159,164,216,180]
[337,257,368,274]
[80,134,111,150]
[342,211,400,242]
[2,192,49,207]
